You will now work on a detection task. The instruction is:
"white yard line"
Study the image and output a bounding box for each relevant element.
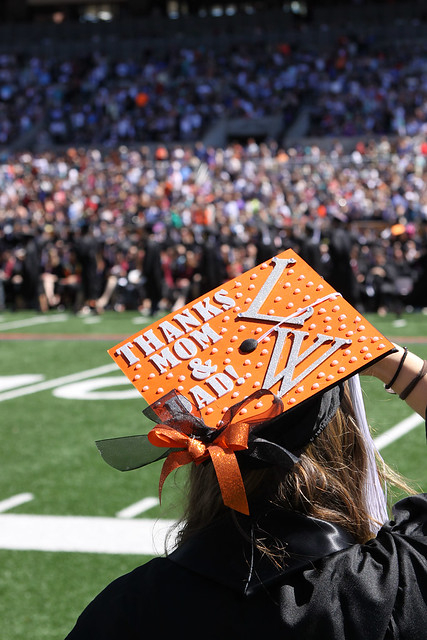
[0,363,118,402]
[374,412,424,450]
[116,497,159,519]
[0,514,177,555]
[0,493,34,513]
[0,313,68,331]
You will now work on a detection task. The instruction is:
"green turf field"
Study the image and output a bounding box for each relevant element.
[1,309,426,640]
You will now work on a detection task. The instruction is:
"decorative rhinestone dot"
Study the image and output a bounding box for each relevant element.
[268,309,275,315]
[250,273,257,280]
[338,314,347,321]
[143,385,149,391]
[364,353,373,360]
[237,378,245,385]
[287,269,294,275]
[294,288,301,294]
[316,284,324,291]
[245,298,252,304]
[157,387,164,394]
[261,263,268,269]
[224,358,231,364]
[239,408,248,415]
[306,281,314,287]
[357,325,366,332]
[234,282,242,288]
[339,324,346,331]
[355,316,361,322]
[296,386,304,393]
[288,397,296,404]
[206,408,214,414]
[221,328,227,334]
[338,367,345,374]
[237,325,245,332]
[358,336,367,342]
[326,374,334,381]
[332,305,340,312]
[262,337,270,343]
[349,356,357,363]
[233,306,241,313]
[343,349,351,356]
[284,282,291,288]
[135,363,142,370]
[244,373,252,379]
[286,302,294,309]
[346,331,354,337]
[318,308,326,314]
[211,347,218,354]
[325,325,332,332]
[232,392,239,398]
[360,346,369,353]
[309,323,316,330]
[244,359,251,365]
[331,360,339,366]
[222,407,229,414]
[303,295,311,301]
[317,372,325,378]
[323,316,331,322]
[166,373,173,379]
[178,375,185,381]
[134,374,140,381]
[253,381,261,388]
[298,275,305,281]
[255,327,263,334]
[148,373,155,379]
[378,343,386,350]
[261,349,268,355]
[311,383,320,389]
[372,336,379,342]
[248,284,255,290]
[177,385,184,391]
[274,296,282,302]
[231,336,238,342]
[256,362,263,368]
[226,347,233,353]
[236,292,242,298]
[255,402,264,411]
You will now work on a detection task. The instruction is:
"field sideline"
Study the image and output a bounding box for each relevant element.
[1,309,427,639]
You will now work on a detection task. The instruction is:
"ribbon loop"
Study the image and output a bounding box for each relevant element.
[146,389,284,515]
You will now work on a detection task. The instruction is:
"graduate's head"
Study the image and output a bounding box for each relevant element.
[97,250,396,543]
[178,381,388,546]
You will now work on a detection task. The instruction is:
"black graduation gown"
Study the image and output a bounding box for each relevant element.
[65,494,427,640]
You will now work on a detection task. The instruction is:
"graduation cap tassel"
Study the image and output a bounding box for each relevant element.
[348,375,388,532]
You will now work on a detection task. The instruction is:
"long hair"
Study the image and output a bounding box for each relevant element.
[174,384,413,557]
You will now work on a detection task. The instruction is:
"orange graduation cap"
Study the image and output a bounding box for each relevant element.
[98,249,394,515]
[109,249,393,425]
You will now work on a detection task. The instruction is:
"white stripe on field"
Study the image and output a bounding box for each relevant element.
[0,313,68,331]
[0,363,118,402]
[0,514,177,555]
[374,412,424,450]
[0,493,34,513]
[116,497,159,519]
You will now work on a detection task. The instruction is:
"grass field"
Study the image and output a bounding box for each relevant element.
[1,309,426,639]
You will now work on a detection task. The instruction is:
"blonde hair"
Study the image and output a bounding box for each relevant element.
[175,385,413,557]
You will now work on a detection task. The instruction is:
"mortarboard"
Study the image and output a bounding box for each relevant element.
[97,249,395,516]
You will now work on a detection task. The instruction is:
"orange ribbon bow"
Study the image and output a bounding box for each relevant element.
[147,390,283,515]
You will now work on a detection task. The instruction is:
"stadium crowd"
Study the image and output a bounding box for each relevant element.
[1,134,427,317]
[2,33,427,148]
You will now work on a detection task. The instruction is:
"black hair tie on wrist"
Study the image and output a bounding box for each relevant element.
[384,347,408,393]
[399,360,427,401]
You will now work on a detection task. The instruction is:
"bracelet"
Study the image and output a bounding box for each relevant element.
[384,346,408,392]
[399,360,427,401]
